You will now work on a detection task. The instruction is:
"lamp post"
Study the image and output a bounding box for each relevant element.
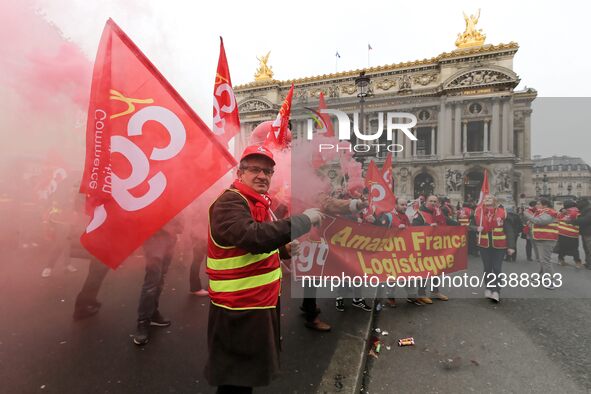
[355,71,371,134]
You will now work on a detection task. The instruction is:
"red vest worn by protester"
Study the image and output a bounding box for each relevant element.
[418,206,446,226]
[457,207,473,226]
[531,208,559,241]
[391,210,411,227]
[475,207,508,249]
[206,185,282,310]
[557,207,580,238]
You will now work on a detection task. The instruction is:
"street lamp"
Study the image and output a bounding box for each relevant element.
[355,71,371,134]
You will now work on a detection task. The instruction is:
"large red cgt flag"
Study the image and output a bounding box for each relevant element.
[212,37,240,145]
[79,19,236,268]
[366,160,396,215]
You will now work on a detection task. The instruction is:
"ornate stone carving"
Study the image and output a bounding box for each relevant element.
[397,167,410,194]
[327,84,340,98]
[310,88,326,99]
[445,168,463,192]
[413,73,437,86]
[375,79,396,91]
[448,70,512,88]
[494,167,512,193]
[295,89,309,103]
[399,74,412,91]
[238,99,272,112]
[341,84,357,95]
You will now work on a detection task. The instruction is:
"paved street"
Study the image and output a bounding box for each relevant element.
[363,240,591,394]
[2,238,591,393]
[0,245,370,394]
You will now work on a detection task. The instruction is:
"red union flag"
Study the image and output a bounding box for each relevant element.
[380,152,393,190]
[79,19,236,268]
[477,169,490,206]
[265,84,293,148]
[316,92,334,137]
[366,160,396,215]
[212,37,240,145]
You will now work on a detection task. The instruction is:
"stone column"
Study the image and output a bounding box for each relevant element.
[483,120,489,152]
[516,130,524,159]
[403,128,412,159]
[507,98,514,154]
[437,99,446,158]
[491,99,500,154]
[454,104,462,156]
[444,104,453,156]
[524,110,532,160]
[431,127,436,156]
[462,121,468,153]
[413,129,417,156]
[501,99,510,154]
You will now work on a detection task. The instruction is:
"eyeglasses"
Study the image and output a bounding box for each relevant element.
[240,166,275,176]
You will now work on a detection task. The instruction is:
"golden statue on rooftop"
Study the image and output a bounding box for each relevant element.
[455,9,486,49]
[254,51,274,81]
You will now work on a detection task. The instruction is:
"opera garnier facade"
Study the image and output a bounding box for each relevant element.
[233,11,536,205]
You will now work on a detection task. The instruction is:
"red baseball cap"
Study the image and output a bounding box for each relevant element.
[240,145,276,165]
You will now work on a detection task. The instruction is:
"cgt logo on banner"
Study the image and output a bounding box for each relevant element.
[80,19,236,268]
[293,216,468,281]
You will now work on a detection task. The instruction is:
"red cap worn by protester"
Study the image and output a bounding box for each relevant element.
[240,145,276,165]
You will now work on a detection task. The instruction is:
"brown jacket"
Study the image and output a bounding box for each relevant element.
[205,188,311,388]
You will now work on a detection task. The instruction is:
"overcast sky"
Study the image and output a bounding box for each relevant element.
[37,0,591,163]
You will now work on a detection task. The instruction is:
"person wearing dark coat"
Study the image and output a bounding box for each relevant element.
[572,199,591,270]
[205,145,321,393]
[504,206,522,262]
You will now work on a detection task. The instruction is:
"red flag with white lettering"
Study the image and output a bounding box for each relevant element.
[212,37,240,145]
[380,152,393,190]
[317,92,334,137]
[366,160,396,215]
[79,19,236,268]
[265,84,293,148]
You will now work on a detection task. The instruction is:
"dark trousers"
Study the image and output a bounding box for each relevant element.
[468,230,479,256]
[74,259,109,310]
[190,245,205,292]
[301,286,319,323]
[526,239,533,260]
[480,247,505,293]
[556,236,581,262]
[583,235,591,268]
[137,231,176,322]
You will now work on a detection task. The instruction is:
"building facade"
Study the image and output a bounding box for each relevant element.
[233,22,536,205]
[533,155,591,200]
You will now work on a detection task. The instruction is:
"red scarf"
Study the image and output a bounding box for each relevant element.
[232,180,272,222]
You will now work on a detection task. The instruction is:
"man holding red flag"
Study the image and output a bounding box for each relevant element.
[205,145,322,392]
